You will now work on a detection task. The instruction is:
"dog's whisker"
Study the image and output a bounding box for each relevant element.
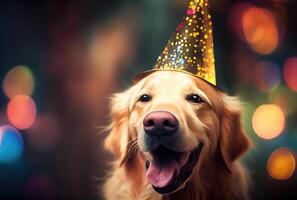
[126,137,138,146]
[120,138,138,166]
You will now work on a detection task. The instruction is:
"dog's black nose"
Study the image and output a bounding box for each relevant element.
[143,111,178,136]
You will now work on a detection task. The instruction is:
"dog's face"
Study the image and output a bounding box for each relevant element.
[105,71,249,195]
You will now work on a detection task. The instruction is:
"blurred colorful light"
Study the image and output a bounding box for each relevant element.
[28,114,61,152]
[252,104,285,139]
[242,7,279,55]
[253,61,280,92]
[0,125,24,163]
[283,56,297,92]
[7,95,37,130]
[3,66,35,99]
[267,148,296,180]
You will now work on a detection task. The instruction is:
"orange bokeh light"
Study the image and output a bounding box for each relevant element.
[267,148,296,180]
[3,66,35,99]
[283,56,297,92]
[242,7,279,55]
[7,95,37,130]
[252,104,285,139]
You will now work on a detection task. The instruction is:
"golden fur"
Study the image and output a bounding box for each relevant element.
[103,71,250,200]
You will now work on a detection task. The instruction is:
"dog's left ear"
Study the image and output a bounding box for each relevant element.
[219,95,250,172]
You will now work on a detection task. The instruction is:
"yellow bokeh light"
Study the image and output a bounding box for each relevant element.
[252,104,285,139]
[3,66,35,99]
[242,7,279,55]
[267,148,296,180]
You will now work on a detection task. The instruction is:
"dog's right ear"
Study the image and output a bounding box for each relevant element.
[104,89,132,156]
[104,80,144,158]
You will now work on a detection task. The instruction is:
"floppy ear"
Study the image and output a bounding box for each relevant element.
[104,81,143,162]
[219,95,250,172]
[104,89,131,157]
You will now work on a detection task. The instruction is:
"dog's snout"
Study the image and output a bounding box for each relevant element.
[143,111,178,136]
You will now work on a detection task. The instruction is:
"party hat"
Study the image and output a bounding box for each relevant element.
[134,0,216,86]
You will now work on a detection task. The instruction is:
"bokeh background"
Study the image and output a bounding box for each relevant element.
[0,0,296,199]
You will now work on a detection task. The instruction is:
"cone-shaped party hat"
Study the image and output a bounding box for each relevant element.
[134,0,216,86]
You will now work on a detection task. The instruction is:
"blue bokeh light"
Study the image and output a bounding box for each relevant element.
[0,125,24,164]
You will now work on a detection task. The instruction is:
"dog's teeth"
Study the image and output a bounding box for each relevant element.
[145,160,150,170]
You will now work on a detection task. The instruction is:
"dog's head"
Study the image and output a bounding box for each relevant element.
[105,71,249,195]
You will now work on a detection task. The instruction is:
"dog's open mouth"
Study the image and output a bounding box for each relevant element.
[145,143,203,194]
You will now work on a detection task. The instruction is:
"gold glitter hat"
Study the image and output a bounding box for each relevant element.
[134,0,216,86]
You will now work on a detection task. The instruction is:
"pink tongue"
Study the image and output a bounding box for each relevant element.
[146,161,180,188]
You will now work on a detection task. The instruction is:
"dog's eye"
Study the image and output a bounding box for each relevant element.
[139,94,151,102]
[186,94,204,103]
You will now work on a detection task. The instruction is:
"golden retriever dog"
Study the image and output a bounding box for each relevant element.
[103,71,250,200]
